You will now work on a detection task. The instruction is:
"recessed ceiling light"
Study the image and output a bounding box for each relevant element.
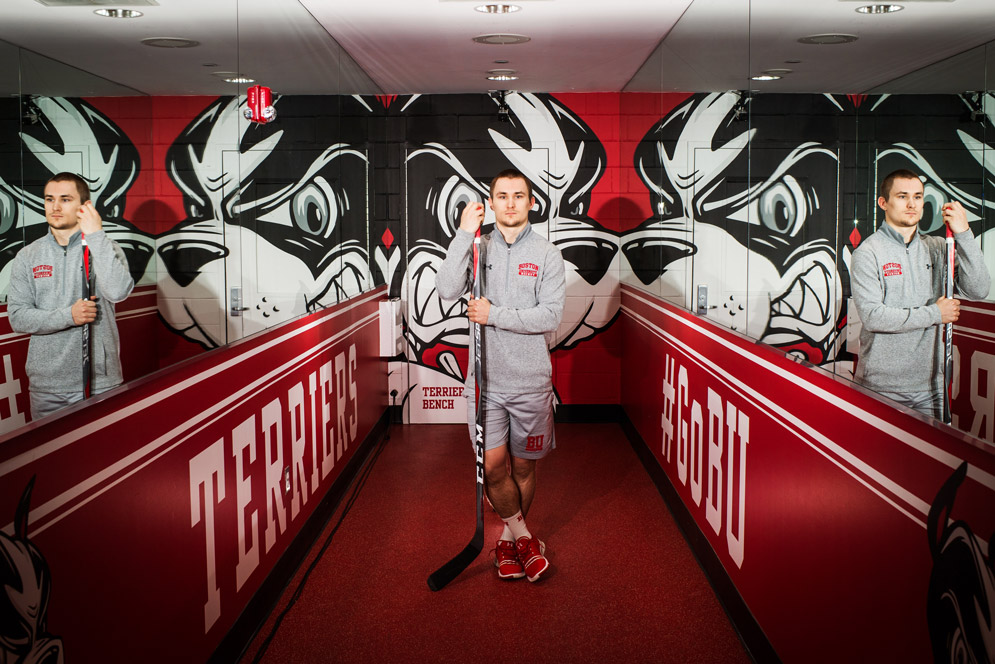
[94,9,143,18]
[751,74,781,81]
[797,34,859,45]
[141,37,200,49]
[855,4,903,14]
[475,4,521,13]
[211,72,255,84]
[762,68,793,76]
[494,59,510,64]
[785,59,802,64]
[473,34,531,45]
[487,69,519,81]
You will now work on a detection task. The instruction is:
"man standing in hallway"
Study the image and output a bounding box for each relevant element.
[851,168,990,418]
[8,172,135,420]
[436,168,565,582]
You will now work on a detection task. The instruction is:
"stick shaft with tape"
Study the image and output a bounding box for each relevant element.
[942,226,954,424]
[82,234,92,398]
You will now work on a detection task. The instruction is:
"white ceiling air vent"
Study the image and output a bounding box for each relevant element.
[34,0,159,6]
[141,38,199,48]
[473,34,531,45]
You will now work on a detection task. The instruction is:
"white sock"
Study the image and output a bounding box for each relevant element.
[501,510,531,542]
[499,524,514,542]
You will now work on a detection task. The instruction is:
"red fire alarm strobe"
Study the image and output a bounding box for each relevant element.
[244,85,276,124]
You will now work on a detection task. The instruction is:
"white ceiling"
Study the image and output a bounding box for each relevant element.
[0,0,992,97]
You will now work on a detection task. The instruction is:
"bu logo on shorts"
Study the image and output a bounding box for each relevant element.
[526,434,544,451]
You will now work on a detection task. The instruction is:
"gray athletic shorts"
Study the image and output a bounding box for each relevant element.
[878,388,944,419]
[30,385,115,421]
[465,388,555,460]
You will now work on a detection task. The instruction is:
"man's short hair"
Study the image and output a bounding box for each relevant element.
[46,172,90,203]
[879,169,922,201]
[489,169,533,200]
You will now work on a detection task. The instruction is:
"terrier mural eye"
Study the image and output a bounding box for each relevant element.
[0,187,16,236]
[920,182,955,234]
[529,188,549,219]
[291,177,339,237]
[434,175,484,236]
[756,176,809,236]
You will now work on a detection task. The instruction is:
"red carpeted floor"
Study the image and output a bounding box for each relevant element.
[239,422,754,663]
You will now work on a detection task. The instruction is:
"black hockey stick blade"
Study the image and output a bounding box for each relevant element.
[427,542,482,591]
[427,411,485,590]
[427,512,484,591]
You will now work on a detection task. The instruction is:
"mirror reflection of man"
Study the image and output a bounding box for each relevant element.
[8,172,135,420]
[851,169,991,418]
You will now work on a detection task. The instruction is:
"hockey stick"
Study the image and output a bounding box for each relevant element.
[81,233,92,399]
[942,224,954,424]
[428,227,485,591]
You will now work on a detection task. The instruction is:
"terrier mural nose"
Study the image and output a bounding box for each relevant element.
[559,235,618,286]
[113,237,155,284]
[157,239,228,288]
[621,233,696,286]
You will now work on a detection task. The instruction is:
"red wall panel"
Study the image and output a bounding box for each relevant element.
[0,288,387,662]
[952,301,995,443]
[621,283,995,663]
[0,285,160,433]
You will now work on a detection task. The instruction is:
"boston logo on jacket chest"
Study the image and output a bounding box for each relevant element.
[32,265,53,279]
[882,262,903,277]
[518,262,538,277]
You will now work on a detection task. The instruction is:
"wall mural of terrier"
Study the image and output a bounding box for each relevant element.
[622,91,995,376]
[0,97,155,294]
[0,478,62,664]
[0,91,991,415]
[623,92,850,371]
[926,462,995,663]
[156,95,375,350]
[391,92,619,416]
[871,93,995,282]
